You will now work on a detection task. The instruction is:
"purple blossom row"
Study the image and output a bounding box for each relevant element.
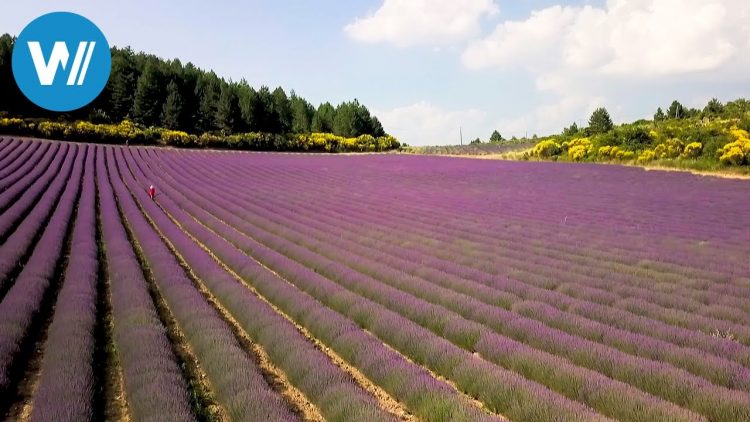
[255,171,750,332]
[118,146,499,421]
[130,149,627,421]
[105,147,299,421]
[0,144,74,296]
[145,152,744,422]
[0,142,65,237]
[201,168,750,392]
[0,145,84,406]
[117,148,400,421]
[0,138,30,179]
[173,149,750,314]
[208,165,750,386]
[0,140,45,191]
[30,146,98,421]
[95,147,195,421]
[235,155,750,294]
[159,148,742,360]
[209,155,750,366]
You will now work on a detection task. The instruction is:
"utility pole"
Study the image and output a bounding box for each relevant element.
[460,126,463,146]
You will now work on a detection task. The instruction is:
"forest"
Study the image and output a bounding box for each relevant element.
[0,34,388,141]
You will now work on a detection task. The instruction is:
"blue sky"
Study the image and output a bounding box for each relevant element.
[3,0,750,145]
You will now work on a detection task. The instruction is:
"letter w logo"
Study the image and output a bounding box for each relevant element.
[27,41,96,86]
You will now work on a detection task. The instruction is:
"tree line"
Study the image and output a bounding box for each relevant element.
[0,34,387,138]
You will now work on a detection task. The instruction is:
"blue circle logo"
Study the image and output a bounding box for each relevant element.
[12,12,111,112]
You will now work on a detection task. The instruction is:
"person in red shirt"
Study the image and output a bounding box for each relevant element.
[148,185,156,200]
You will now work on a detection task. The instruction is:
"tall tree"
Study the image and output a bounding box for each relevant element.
[333,101,357,137]
[588,107,614,134]
[216,83,240,134]
[489,130,504,143]
[107,48,139,121]
[703,98,724,117]
[562,123,579,137]
[667,100,685,119]
[236,80,255,133]
[290,92,314,133]
[312,102,335,133]
[194,73,220,133]
[161,80,183,130]
[370,116,386,137]
[654,107,666,122]
[272,87,292,133]
[248,86,275,133]
[132,61,164,126]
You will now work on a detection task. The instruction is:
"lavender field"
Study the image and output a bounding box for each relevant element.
[1,137,750,422]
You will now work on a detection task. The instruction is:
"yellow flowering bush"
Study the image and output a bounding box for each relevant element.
[681,142,703,159]
[530,140,562,158]
[568,145,588,161]
[718,128,750,165]
[637,149,656,163]
[160,130,192,146]
[0,117,28,132]
[563,137,593,161]
[617,150,635,160]
[598,145,634,160]
[0,116,399,153]
[653,138,684,159]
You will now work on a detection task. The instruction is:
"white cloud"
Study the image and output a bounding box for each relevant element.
[461,0,750,137]
[374,101,488,145]
[345,0,499,47]
[464,0,750,79]
[462,6,578,71]
[462,0,750,79]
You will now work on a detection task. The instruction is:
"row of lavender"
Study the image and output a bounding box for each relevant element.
[132,145,748,418]
[158,148,750,391]
[1,139,487,419]
[132,147,750,421]
[163,149,750,337]
[0,139,382,420]
[181,151,750,353]
[115,145,601,421]
[101,139,506,420]
[2,136,750,421]
[169,148,750,344]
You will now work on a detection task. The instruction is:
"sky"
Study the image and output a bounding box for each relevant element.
[3,0,750,145]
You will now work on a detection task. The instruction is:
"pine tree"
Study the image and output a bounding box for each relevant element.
[216,83,240,134]
[312,102,335,133]
[489,130,504,143]
[272,87,292,133]
[132,61,164,126]
[370,116,386,137]
[333,102,355,137]
[194,73,220,133]
[588,107,614,134]
[161,80,183,130]
[703,98,724,117]
[667,100,685,119]
[290,92,314,133]
[654,107,666,122]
